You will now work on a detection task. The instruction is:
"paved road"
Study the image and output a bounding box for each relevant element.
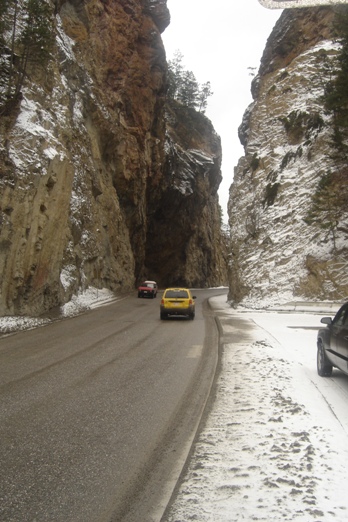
[0,288,227,522]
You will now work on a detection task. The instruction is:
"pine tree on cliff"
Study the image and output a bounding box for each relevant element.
[167,49,185,100]
[306,6,348,246]
[0,0,54,115]
[197,81,213,113]
[305,170,348,251]
[324,7,348,140]
[167,50,213,113]
[176,70,199,109]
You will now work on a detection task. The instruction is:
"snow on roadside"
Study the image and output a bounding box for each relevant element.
[60,287,117,315]
[0,316,51,334]
[0,287,118,334]
[163,296,348,521]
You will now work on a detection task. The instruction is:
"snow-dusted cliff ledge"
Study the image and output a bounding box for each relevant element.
[228,7,348,308]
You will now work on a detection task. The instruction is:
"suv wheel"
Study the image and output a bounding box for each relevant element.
[317,341,333,377]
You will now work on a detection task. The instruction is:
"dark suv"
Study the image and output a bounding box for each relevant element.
[138,281,158,298]
[317,302,348,377]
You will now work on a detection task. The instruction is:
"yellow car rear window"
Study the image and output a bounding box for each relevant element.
[165,290,189,298]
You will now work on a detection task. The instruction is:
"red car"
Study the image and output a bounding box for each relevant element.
[137,280,158,298]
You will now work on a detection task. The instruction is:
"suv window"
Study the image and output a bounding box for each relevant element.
[334,304,348,327]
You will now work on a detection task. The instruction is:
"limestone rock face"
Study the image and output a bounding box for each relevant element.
[228,7,348,307]
[0,0,226,316]
[145,100,228,287]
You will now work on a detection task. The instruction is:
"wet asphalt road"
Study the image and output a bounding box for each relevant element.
[0,288,227,522]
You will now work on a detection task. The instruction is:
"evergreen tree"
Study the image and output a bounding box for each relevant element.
[323,8,348,137]
[177,70,199,109]
[15,0,54,93]
[0,0,54,114]
[167,49,184,99]
[197,81,213,114]
[0,0,11,104]
[167,49,213,112]
[0,0,11,35]
[305,170,348,250]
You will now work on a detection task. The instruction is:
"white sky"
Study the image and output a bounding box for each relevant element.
[162,0,282,222]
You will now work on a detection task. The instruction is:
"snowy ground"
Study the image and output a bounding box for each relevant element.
[0,287,118,335]
[163,295,348,522]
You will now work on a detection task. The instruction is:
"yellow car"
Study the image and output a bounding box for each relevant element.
[160,288,196,320]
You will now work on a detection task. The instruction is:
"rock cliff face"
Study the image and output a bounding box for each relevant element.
[228,7,348,307]
[0,0,227,316]
[146,99,227,287]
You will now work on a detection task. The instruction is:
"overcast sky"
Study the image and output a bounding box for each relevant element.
[162,0,282,223]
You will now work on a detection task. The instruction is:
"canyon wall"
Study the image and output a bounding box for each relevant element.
[228,7,348,307]
[0,0,227,316]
